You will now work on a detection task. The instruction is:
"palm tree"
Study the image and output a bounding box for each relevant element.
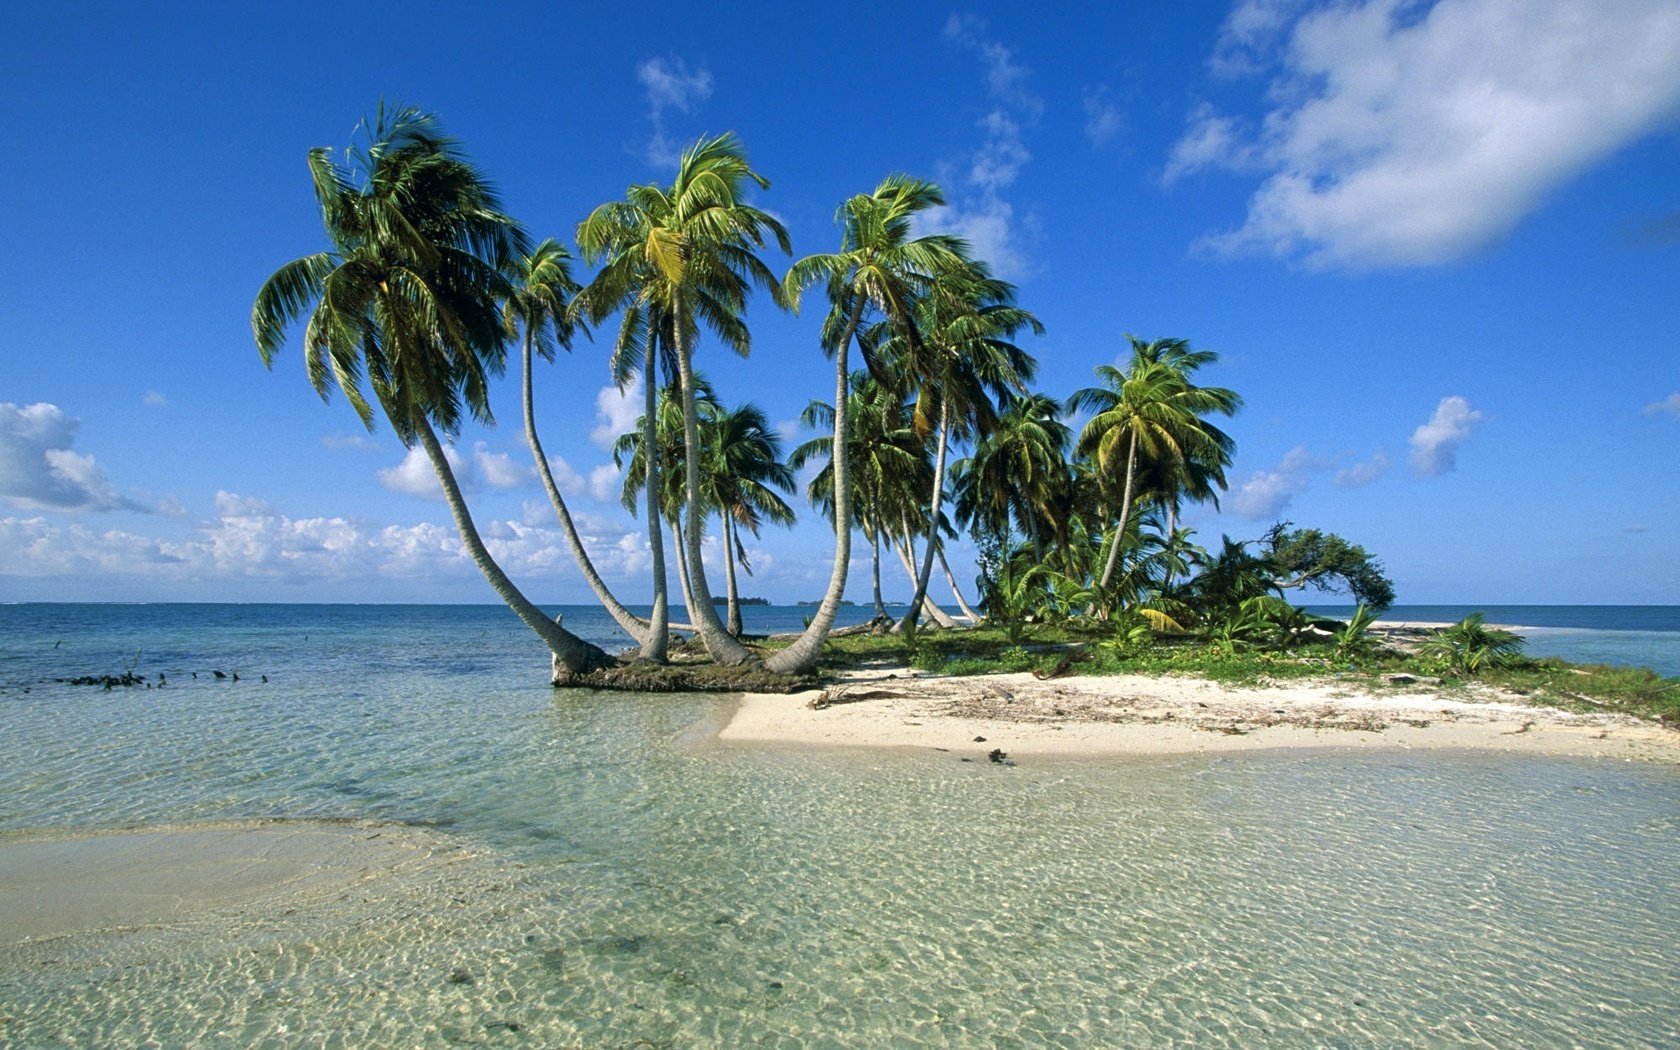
[578,133,789,667]
[252,105,612,682]
[506,239,657,653]
[1068,337,1239,613]
[790,372,923,623]
[765,176,966,674]
[881,264,1042,634]
[705,403,797,636]
[953,391,1070,568]
[613,379,716,627]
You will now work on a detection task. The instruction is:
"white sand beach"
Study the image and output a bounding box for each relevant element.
[719,666,1680,764]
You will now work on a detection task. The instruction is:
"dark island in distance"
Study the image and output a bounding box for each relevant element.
[713,596,771,606]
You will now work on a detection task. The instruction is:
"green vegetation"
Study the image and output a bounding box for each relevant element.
[789,616,1679,726]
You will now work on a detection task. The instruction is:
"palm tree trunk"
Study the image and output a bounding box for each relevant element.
[672,515,699,632]
[1025,502,1045,566]
[895,400,952,633]
[723,513,743,638]
[674,316,751,665]
[870,524,886,620]
[640,346,670,661]
[937,546,982,623]
[1162,501,1178,595]
[522,329,652,647]
[764,299,863,674]
[413,414,612,683]
[1097,430,1140,599]
[892,528,958,629]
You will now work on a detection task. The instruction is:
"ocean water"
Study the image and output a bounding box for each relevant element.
[1309,604,1680,678]
[1,604,1678,1046]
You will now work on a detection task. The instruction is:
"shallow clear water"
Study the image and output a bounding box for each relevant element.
[2,605,1678,1046]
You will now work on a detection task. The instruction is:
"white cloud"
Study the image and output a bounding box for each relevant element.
[1162,103,1258,184]
[589,464,623,504]
[473,443,531,489]
[930,14,1043,279]
[0,402,138,512]
[1333,451,1391,488]
[1178,0,1680,268]
[591,378,643,451]
[1409,395,1483,474]
[375,442,534,500]
[1210,0,1310,76]
[1230,444,1315,519]
[141,390,167,408]
[637,56,713,167]
[321,431,380,452]
[1643,392,1680,419]
[545,454,587,498]
[1083,86,1124,147]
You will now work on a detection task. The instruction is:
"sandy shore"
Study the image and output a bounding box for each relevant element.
[718,666,1680,764]
[0,819,463,945]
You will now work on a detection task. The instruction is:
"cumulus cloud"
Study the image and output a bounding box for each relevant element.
[590,378,643,451]
[1,493,655,588]
[1176,0,1680,268]
[1230,444,1317,519]
[0,402,140,512]
[637,56,713,167]
[375,442,532,500]
[589,464,624,504]
[1643,392,1680,419]
[1408,395,1483,474]
[141,390,167,408]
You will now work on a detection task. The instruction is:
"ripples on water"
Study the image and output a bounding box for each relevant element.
[1,605,1678,1046]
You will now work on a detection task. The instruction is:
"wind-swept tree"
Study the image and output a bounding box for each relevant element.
[765,176,966,674]
[578,133,789,667]
[507,239,655,651]
[252,105,612,682]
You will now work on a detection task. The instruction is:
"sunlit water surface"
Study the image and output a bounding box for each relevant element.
[1,605,1677,1047]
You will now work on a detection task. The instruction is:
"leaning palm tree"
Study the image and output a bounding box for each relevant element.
[253,105,612,682]
[704,402,797,636]
[765,177,966,673]
[578,133,789,667]
[506,239,657,654]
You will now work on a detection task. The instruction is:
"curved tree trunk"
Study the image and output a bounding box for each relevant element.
[521,330,652,648]
[763,299,864,674]
[937,545,982,623]
[639,347,671,662]
[895,401,952,634]
[413,415,613,683]
[723,513,743,638]
[674,317,752,665]
[672,515,699,632]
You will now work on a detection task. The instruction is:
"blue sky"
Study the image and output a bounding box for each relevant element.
[3,0,1678,605]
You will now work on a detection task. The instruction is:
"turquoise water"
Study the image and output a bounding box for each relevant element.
[1308,604,1680,677]
[2,605,1679,1046]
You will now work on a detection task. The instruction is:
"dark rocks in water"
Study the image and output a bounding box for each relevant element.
[557,660,816,695]
[260,675,268,683]
[212,670,227,680]
[484,1020,521,1034]
[446,967,475,985]
[231,672,239,683]
[988,748,1009,764]
[57,671,146,689]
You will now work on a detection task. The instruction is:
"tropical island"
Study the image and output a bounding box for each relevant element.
[250,106,1679,746]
